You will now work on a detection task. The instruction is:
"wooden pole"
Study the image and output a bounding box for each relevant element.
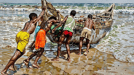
[41,0,48,22]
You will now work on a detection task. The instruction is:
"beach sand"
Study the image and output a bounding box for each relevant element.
[0,4,134,74]
[1,47,134,75]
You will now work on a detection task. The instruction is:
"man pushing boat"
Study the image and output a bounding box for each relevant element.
[78,14,95,56]
[51,10,76,62]
[23,12,61,68]
[1,6,46,75]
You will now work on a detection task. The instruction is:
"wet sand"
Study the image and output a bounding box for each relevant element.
[1,47,134,75]
[0,9,134,75]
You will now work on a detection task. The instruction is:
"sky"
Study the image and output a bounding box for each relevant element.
[0,0,134,3]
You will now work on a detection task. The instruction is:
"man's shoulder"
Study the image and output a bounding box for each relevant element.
[25,21,30,25]
[26,20,31,23]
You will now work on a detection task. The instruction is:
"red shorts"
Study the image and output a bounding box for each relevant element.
[63,30,73,37]
[35,29,46,50]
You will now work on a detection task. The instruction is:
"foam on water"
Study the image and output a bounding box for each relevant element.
[95,14,134,62]
[0,5,134,62]
[1,3,134,15]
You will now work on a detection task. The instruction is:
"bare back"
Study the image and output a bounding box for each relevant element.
[22,21,36,34]
[84,18,94,29]
[21,9,45,34]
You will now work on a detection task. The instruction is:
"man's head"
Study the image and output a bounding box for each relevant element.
[70,10,76,16]
[88,14,93,19]
[29,13,37,21]
[49,16,57,20]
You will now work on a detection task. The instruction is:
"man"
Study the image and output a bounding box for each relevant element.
[28,10,61,51]
[52,10,76,62]
[1,7,46,75]
[23,16,60,68]
[28,16,44,51]
[78,14,95,56]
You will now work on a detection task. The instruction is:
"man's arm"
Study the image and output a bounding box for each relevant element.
[52,15,68,33]
[47,19,59,24]
[33,7,46,24]
[77,19,84,22]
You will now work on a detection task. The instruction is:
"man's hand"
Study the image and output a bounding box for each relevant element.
[56,10,60,14]
[42,6,46,10]
[52,29,56,34]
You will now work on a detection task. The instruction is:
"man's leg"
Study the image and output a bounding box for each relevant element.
[9,63,15,71]
[28,41,35,50]
[32,48,44,68]
[78,37,84,55]
[52,33,65,61]
[23,50,40,68]
[65,36,72,62]
[1,50,23,75]
[85,39,90,56]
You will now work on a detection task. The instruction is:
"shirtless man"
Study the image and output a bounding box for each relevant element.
[78,14,95,55]
[52,10,76,62]
[28,16,44,51]
[1,7,46,75]
[28,10,61,51]
[23,16,60,68]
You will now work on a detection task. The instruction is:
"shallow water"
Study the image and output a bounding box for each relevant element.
[0,8,134,74]
[96,14,134,62]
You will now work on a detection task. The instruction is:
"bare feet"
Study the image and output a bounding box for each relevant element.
[23,60,29,68]
[9,66,16,71]
[51,58,59,61]
[1,70,7,75]
[84,51,89,56]
[77,52,81,56]
[67,58,71,62]
[32,64,40,69]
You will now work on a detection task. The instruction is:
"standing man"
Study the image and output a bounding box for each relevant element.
[52,10,76,62]
[78,14,95,56]
[1,7,46,75]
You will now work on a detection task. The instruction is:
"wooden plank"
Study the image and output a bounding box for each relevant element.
[41,0,48,22]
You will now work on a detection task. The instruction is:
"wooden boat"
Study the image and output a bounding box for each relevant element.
[41,0,115,45]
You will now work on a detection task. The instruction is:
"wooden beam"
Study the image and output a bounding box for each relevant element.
[41,0,48,22]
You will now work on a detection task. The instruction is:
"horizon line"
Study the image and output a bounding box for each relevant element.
[0,2,134,3]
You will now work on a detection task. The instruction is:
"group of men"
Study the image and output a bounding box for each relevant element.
[1,6,95,75]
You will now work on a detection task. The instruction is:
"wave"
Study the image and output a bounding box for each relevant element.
[1,8,134,15]
[95,14,134,62]
[0,6,134,63]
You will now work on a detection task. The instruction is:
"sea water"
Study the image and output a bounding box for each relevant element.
[0,3,134,63]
